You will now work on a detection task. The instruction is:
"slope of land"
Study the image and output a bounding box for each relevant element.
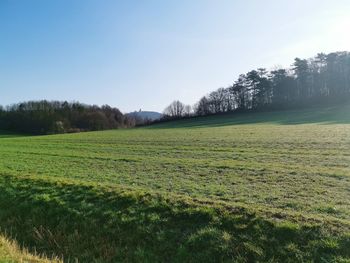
[0,104,349,262]
[153,103,350,128]
[127,110,162,120]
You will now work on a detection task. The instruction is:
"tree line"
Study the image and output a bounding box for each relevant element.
[163,51,350,118]
[2,51,349,133]
[0,101,136,134]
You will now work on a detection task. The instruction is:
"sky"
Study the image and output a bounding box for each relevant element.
[1,0,350,113]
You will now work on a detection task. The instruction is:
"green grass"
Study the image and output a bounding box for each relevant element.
[0,104,350,262]
[0,131,24,139]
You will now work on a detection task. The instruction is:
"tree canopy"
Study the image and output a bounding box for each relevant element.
[0,101,135,134]
[163,51,350,119]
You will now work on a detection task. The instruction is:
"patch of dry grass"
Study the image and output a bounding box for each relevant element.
[0,235,61,263]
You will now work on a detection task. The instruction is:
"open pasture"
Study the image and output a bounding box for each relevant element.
[0,105,349,262]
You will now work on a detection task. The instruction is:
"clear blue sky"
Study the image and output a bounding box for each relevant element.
[1,0,349,112]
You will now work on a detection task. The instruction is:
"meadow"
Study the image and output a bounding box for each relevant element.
[0,104,349,262]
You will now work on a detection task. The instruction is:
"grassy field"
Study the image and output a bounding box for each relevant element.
[0,131,25,139]
[0,104,349,262]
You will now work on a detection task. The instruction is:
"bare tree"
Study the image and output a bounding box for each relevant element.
[163,100,186,118]
[194,96,210,116]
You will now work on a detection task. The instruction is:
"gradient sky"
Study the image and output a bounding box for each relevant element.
[1,0,350,112]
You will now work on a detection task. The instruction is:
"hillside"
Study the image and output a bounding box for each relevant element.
[0,104,349,262]
[127,110,162,120]
[153,103,350,128]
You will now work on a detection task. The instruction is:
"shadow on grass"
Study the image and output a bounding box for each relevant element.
[0,174,349,262]
[150,104,350,129]
[0,131,26,139]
